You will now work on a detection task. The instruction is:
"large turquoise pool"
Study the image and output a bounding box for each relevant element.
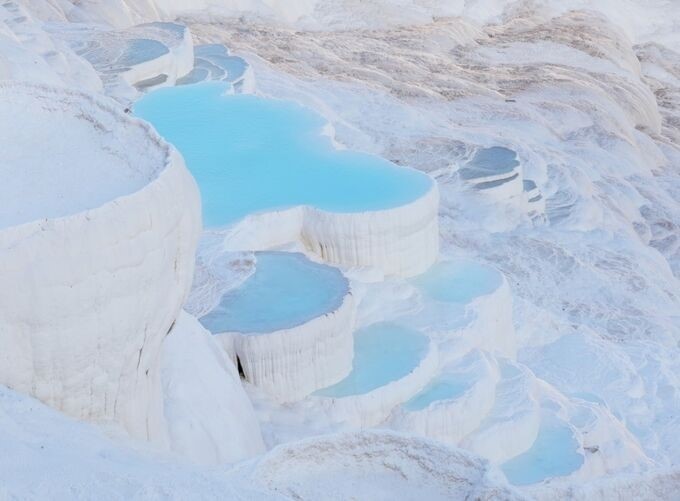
[135,82,433,227]
[199,252,348,334]
[314,322,429,398]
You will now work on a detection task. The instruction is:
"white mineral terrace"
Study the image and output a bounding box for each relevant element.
[313,322,439,427]
[459,146,545,219]
[1,1,675,495]
[52,21,194,92]
[406,259,516,360]
[202,252,357,402]
[0,81,201,443]
[222,183,440,278]
[389,350,501,446]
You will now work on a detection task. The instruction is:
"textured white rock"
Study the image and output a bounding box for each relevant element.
[161,311,265,465]
[301,183,440,277]
[52,21,194,96]
[0,82,201,444]
[120,22,194,88]
[0,1,102,89]
[389,350,501,446]
[223,182,440,278]
[314,340,439,428]
[522,180,545,219]
[229,429,524,501]
[464,274,516,360]
[409,265,516,362]
[461,361,541,464]
[216,290,356,403]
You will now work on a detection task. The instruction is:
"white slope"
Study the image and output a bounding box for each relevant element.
[228,429,525,500]
[0,385,522,500]
[0,81,201,446]
[161,311,266,465]
[0,385,266,500]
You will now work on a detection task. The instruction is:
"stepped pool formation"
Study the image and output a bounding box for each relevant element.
[2,2,678,498]
[53,22,193,93]
[458,146,545,219]
[413,259,503,304]
[501,415,584,485]
[201,252,356,402]
[177,44,250,89]
[314,322,438,427]
[409,259,516,358]
[135,81,439,276]
[391,351,500,445]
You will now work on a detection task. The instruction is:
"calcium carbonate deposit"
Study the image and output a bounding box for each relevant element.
[1,0,679,499]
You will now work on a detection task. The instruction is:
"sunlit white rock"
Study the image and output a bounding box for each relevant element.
[0,82,201,444]
[228,430,523,501]
[223,182,440,278]
[161,311,265,464]
[461,361,540,464]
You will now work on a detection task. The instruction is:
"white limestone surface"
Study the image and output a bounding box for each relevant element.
[216,289,356,403]
[461,361,541,464]
[301,183,440,277]
[223,182,440,278]
[52,21,194,94]
[405,260,517,362]
[161,311,265,465]
[229,429,524,501]
[0,81,201,444]
[522,180,546,219]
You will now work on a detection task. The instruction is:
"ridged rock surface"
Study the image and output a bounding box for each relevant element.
[0,82,201,443]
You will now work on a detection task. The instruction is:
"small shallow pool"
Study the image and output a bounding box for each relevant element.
[403,372,473,412]
[199,252,348,334]
[135,82,433,227]
[412,260,502,304]
[459,146,519,181]
[118,38,168,66]
[501,415,584,485]
[314,322,429,398]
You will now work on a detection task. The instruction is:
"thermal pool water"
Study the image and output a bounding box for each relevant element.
[200,252,348,334]
[135,82,433,227]
[315,322,430,398]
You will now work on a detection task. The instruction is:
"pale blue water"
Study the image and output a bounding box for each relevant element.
[195,45,248,81]
[501,416,584,485]
[459,146,519,180]
[403,373,472,411]
[412,260,502,303]
[135,82,433,227]
[200,252,348,334]
[314,322,429,398]
[177,45,248,85]
[119,39,168,66]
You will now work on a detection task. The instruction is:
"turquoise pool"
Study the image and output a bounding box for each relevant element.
[200,252,348,334]
[412,260,502,304]
[135,82,433,227]
[402,372,473,411]
[501,415,584,485]
[314,322,429,398]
